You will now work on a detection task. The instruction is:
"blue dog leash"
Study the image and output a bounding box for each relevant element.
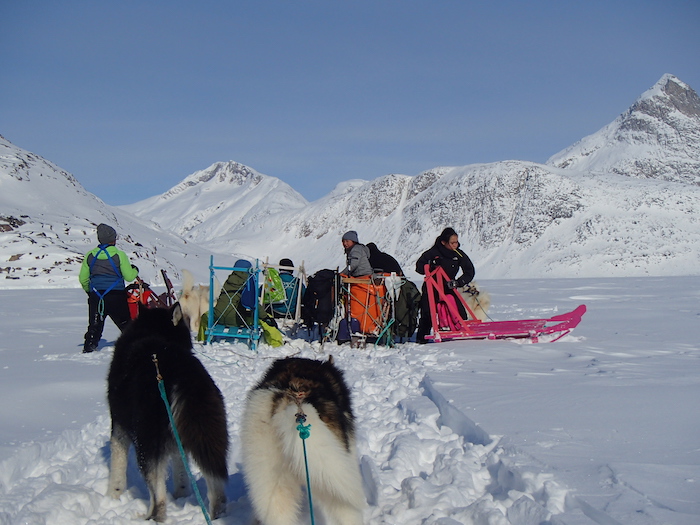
[152,355,212,525]
[295,410,316,525]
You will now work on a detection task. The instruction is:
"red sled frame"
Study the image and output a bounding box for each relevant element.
[126,270,178,319]
[423,264,586,343]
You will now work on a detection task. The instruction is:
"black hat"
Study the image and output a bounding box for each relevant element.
[97,223,117,244]
[279,258,294,274]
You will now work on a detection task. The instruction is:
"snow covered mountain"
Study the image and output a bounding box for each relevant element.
[0,135,213,288]
[547,74,700,185]
[2,74,699,288]
[121,161,308,243]
[192,159,697,280]
[123,75,700,279]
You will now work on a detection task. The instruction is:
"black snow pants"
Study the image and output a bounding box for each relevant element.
[83,290,131,351]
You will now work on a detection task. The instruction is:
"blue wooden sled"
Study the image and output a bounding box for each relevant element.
[204,255,262,350]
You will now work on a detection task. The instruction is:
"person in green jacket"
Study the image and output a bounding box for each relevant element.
[79,224,139,353]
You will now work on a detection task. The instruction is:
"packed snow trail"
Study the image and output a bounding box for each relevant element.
[4,279,700,524]
[0,339,576,525]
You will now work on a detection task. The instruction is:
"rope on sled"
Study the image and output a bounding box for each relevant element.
[374,317,395,350]
[152,354,213,525]
[295,411,316,525]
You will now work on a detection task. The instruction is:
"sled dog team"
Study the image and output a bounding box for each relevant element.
[107,303,364,524]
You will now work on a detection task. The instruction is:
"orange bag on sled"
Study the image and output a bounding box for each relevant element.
[342,275,385,335]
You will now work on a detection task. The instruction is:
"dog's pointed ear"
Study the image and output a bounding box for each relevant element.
[327,355,335,366]
[171,302,183,326]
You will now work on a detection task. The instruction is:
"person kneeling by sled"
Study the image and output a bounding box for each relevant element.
[415,227,475,344]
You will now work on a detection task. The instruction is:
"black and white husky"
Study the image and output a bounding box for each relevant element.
[241,356,365,525]
[107,303,229,522]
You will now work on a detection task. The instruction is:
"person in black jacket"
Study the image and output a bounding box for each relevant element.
[414,227,475,343]
[366,242,404,275]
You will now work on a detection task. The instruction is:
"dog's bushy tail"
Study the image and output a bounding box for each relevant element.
[181,269,195,296]
[172,378,229,481]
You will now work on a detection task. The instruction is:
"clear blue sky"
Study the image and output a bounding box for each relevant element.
[2,1,698,205]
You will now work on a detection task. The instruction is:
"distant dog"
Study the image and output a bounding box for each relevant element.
[241,356,364,525]
[179,269,213,334]
[107,303,229,522]
[460,282,491,321]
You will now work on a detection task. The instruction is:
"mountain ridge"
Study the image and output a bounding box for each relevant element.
[2,74,699,287]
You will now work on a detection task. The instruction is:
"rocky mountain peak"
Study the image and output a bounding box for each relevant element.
[547,74,700,186]
[640,74,700,119]
[192,161,262,185]
[620,74,700,134]
[162,161,263,200]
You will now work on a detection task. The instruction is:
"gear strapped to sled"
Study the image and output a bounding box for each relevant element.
[422,264,586,343]
[339,273,404,346]
[262,261,306,325]
[301,269,340,343]
[205,256,263,350]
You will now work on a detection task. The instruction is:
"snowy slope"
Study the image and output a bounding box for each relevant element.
[126,160,700,281]
[547,74,700,185]
[0,135,214,288]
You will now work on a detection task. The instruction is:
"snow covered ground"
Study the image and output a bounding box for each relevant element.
[0,276,698,525]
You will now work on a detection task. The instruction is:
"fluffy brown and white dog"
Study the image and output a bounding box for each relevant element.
[241,356,365,525]
[460,282,491,321]
[179,269,213,334]
[107,303,229,522]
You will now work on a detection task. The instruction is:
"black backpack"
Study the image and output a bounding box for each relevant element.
[301,269,338,329]
[393,279,422,339]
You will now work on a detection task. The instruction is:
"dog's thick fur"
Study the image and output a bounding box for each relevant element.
[460,282,491,321]
[107,303,229,522]
[179,269,212,334]
[241,357,364,525]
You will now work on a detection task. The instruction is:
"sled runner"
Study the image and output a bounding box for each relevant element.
[423,264,586,343]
